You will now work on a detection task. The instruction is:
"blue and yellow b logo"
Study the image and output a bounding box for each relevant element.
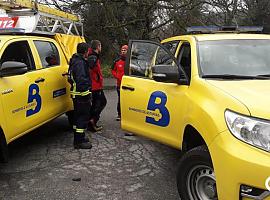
[146,91,170,127]
[26,84,42,117]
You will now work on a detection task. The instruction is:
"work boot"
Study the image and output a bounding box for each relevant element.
[73,132,92,149]
[74,141,92,149]
[116,115,121,121]
[95,122,103,130]
[88,119,102,132]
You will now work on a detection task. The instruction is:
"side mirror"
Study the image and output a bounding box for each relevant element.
[152,65,179,83]
[0,61,28,77]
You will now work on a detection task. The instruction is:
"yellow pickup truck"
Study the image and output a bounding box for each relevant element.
[0,32,84,163]
[121,26,270,200]
[0,0,86,162]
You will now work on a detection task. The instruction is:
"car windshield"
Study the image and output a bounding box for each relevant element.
[198,39,270,78]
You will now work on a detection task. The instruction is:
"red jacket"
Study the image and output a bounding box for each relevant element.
[88,50,103,91]
[112,56,125,87]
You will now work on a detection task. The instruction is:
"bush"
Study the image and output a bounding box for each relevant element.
[101,63,113,78]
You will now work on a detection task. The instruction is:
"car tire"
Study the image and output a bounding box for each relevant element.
[66,110,74,127]
[0,131,8,163]
[176,145,218,200]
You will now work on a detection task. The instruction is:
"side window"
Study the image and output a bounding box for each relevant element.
[155,41,179,65]
[178,43,191,79]
[128,41,178,79]
[34,41,60,68]
[1,41,35,71]
[129,42,158,78]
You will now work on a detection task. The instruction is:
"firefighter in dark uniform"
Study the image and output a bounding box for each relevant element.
[69,42,92,149]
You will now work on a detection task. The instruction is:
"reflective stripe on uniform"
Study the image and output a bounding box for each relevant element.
[75,128,85,133]
[70,90,91,96]
[71,74,76,98]
[70,74,91,98]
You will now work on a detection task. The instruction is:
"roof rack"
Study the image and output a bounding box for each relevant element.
[0,0,83,36]
[186,26,264,34]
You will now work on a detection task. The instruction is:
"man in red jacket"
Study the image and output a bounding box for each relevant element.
[88,40,107,131]
[111,45,128,121]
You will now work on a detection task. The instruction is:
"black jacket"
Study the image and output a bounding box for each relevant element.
[69,53,91,97]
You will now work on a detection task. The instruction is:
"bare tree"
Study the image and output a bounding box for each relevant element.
[39,0,270,61]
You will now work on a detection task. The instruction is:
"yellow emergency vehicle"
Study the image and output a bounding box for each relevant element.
[121,26,270,199]
[0,0,85,162]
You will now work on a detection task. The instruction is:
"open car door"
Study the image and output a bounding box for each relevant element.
[120,40,189,148]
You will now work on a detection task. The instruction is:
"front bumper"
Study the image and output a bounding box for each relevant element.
[209,130,270,200]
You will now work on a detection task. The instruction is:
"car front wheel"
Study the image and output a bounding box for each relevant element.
[177,145,218,200]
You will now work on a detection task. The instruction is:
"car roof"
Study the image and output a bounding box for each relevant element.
[0,35,54,42]
[162,33,270,43]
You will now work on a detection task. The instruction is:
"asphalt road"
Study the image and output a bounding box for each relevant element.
[0,90,181,200]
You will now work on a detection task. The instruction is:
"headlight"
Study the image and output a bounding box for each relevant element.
[225,110,270,152]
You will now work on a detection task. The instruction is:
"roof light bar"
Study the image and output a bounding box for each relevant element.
[237,26,263,32]
[186,26,264,34]
[186,26,220,33]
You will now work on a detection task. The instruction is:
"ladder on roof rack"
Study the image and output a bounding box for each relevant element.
[0,0,83,36]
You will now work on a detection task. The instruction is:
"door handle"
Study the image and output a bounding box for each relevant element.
[122,85,135,91]
[62,72,69,76]
[35,77,45,83]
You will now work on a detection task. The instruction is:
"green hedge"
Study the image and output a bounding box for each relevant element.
[101,63,113,78]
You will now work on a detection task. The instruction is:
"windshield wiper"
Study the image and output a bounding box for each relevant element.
[256,74,270,77]
[202,74,270,79]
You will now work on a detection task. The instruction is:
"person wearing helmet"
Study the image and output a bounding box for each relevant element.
[111,45,128,121]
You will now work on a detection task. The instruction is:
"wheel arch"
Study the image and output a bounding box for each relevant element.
[0,126,8,163]
[182,124,207,152]
[0,126,7,143]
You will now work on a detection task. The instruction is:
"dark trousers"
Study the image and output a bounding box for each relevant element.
[72,95,91,143]
[117,87,120,116]
[90,89,107,123]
